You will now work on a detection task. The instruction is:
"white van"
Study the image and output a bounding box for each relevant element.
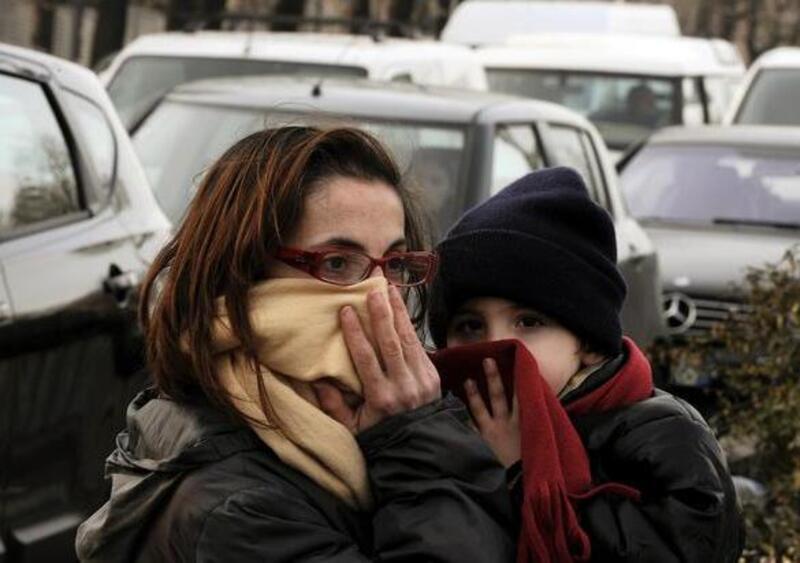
[474,33,745,157]
[99,31,487,130]
[441,0,681,45]
[724,47,800,125]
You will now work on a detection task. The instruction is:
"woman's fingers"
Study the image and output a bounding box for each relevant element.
[464,379,491,430]
[388,285,420,357]
[338,288,440,433]
[340,305,385,395]
[367,289,407,379]
[483,358,508,418]
[313,380,356,433]
[387,286,440,396]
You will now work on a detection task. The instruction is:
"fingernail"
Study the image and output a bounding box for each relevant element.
[464,379,475,392]
[483,358,492,369]
[341,306,354,320]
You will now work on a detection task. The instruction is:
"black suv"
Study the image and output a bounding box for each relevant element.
[0,44,170,562]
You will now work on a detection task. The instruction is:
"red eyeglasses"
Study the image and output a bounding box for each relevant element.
[274,246,438,287]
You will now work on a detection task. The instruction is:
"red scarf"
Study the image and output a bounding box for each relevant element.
[432,337,653,563]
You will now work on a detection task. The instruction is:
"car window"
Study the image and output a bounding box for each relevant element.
[64,91,116,203]
[578,131,608,208]
[491,124,545,193]
[132,101,466,236]
[0,74,80,238]
[546,124,601,199]
[620,144,800,226]
[487,69,680,150]
[735,69,800,126]
[132,101,263,223]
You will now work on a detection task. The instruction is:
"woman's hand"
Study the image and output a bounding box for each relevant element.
[314,285,441,434]
[464,359,520,468]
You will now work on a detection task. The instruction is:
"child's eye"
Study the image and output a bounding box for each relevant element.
[450,317,485,338]
[516,313,546,329]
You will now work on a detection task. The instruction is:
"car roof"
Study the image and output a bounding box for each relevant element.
[161,74,588,126]
[476,33,744,77]
[441,1,681,45]
[644,125,800,148]
[107,31,483,71]
[0,41,109,101]
[750,46,800,68]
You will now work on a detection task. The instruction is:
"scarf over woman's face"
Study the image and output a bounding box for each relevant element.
[209,277,391,511]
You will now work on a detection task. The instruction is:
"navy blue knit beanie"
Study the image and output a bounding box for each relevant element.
[429,167,627,355]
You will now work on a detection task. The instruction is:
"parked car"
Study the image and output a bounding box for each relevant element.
[724,46,800,126]
[98,29,487,131]
[472,33,745,159]
[0,43,170,562]
[441,0,681,45]
[130,75,665,347]
[618,125,800,388]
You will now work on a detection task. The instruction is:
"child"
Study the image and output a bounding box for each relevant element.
[428,168,743,562]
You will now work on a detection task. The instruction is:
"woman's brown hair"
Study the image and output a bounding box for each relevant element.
[139,126,431,424]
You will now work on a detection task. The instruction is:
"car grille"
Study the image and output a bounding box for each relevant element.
[662,292,748,337]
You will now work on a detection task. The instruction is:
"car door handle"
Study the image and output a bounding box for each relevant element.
[103,264,138,305]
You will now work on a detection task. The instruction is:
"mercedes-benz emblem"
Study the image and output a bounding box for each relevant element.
[662,292,698,335]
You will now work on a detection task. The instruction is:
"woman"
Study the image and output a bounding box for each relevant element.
[75,127,514,562]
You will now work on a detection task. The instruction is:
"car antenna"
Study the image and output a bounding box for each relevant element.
[243,12,255,56]
[310,27,362,98]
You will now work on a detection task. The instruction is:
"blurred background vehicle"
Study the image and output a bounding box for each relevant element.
[724,46,800,126]
[618,125,800,390]
[99,16,488,131]
[471,33,745,159]
[0,42,170,562]
[129,74,665,348]
[441,0,682,44]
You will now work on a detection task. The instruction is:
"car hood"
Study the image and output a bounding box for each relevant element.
[643,220,798,298]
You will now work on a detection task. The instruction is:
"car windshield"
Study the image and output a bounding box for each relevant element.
[132,101,466,236]
[735,69,800,126]
[107,56,367,129]
[487,69,681,150]
[620,144,800,227]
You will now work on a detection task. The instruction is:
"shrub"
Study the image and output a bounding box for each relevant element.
[670,246,800,561]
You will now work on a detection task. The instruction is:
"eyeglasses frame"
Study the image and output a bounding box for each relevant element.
[274,246,438,287]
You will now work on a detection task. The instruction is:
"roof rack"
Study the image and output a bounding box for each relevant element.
[182,12,430,40]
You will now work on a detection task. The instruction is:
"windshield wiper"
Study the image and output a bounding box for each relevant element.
[713,218,800,230]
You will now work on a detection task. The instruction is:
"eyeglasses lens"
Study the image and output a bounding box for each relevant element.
[317,251,372,285]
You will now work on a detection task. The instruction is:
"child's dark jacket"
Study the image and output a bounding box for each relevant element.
[435,338,744,563]
[531,341,742,562]
[569,388,742,560]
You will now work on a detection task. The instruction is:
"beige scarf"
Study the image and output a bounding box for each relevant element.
[210,277,391,511]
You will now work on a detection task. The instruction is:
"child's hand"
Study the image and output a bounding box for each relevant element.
[464,358,520,468]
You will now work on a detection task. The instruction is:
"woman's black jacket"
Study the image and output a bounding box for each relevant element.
[75,388,515,562]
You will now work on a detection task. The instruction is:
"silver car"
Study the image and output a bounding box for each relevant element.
[0,43,170,561]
